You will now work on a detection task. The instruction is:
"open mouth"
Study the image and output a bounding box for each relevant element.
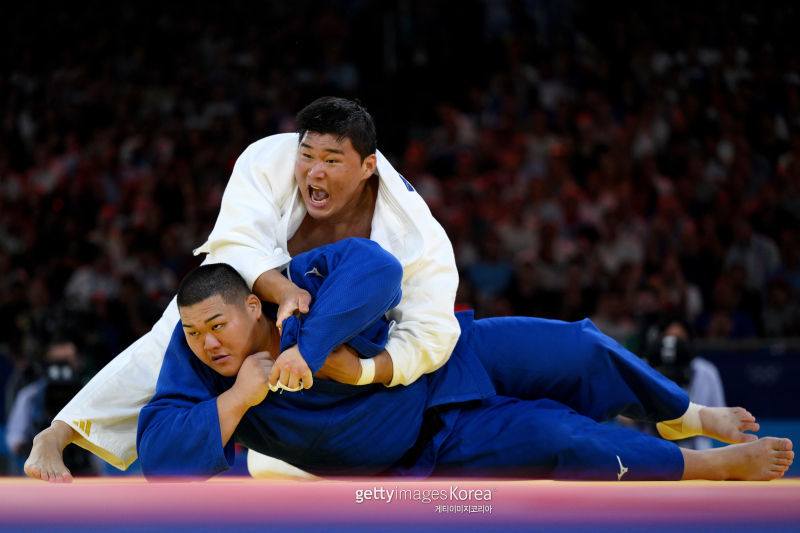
[309,185,330,206]
[211,354,231,364]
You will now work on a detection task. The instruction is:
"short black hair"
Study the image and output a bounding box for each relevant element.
[177,264,251,308]
[296,97,377,162]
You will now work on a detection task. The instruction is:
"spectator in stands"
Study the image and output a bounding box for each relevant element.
[626,284,662,356]
[762,277,800,337]
[750,183,798,244]
[724,216,781,295]
[695,275,756,339]
[773,229,800,301]
[535,222,567,318]
[590,290,635,344]
[597,208,644,277]
[63,249,119,313]
[654,251,704,321]
[507,254,541,318]
[466,231,515,305]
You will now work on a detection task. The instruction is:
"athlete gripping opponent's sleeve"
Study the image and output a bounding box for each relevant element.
[138,238,793,481]
[138,239,409,479]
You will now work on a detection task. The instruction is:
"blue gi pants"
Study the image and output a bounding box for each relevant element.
[425,317,688,480]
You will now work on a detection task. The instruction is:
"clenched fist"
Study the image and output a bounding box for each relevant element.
[231,352,275,407]
[270,345,314,391]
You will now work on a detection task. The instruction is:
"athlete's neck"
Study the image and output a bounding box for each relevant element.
[289,176,378,256]
[253,315,282,357]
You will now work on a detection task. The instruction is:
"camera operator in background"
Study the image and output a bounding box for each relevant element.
[5,341,97,476]
[642,315,726,450]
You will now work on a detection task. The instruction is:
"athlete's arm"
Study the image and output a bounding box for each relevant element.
[275,238,403,380]
[198,135,297,289]
[383,217,460,387]
[315,345,393,385]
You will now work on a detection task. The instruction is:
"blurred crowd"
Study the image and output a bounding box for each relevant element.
[1,1,800,466]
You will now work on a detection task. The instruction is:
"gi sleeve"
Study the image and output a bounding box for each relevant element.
[280,238,403,374]
[136,324,235,480]
[197,135,296,290]
[383,216,461,387]
[54,295,183,470]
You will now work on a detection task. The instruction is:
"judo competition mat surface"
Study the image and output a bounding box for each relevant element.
[1,478,799,533]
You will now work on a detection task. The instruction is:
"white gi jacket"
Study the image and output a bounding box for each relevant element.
[54,133,461,469]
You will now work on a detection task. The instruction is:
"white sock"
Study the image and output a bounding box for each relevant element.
[657,402,704,440]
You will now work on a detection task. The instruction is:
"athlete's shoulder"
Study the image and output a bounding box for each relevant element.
[238,132,299,162]
[229,133,299,200]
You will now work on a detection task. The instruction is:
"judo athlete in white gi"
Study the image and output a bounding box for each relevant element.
[138,239,793,481]
[26,97,456,480]
[25,98,774,482]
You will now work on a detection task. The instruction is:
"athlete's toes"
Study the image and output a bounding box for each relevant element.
[25,464,41,480]
[741,433,758,443]
[741,421,759,432]
[62,472,74,483]
[737,408,756,422]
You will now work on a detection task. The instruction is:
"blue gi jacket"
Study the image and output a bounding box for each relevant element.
[137,239,495,479]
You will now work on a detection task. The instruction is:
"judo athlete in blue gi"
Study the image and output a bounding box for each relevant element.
[137,238,794,481]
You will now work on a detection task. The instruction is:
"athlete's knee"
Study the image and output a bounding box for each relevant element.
[564,318,611,369]
[532,405,586,460]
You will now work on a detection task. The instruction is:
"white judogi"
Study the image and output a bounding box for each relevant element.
[54,133,461,470]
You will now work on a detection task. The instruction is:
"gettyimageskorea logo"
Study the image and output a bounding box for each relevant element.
[355,486,495,504]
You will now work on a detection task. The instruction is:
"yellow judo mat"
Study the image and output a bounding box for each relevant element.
[1,477,798,532]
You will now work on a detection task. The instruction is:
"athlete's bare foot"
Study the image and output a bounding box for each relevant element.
[682,437,793,481]
[24,421,77,483]
[699,406,760,444]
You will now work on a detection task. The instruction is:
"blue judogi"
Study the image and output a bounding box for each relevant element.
[137,238,686,481]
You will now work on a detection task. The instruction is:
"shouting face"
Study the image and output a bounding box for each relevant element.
[295,132,377,221]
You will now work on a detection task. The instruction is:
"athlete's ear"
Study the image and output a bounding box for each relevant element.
[361,153,377,181]
[245,293,262,320]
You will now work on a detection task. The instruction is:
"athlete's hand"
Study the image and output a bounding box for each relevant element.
[232,352,275,407]
[270,345,314,390]
[315,345,362,385]
[276,286,312,335]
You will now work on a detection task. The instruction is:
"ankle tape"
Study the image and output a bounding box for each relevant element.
[657,402,704,440]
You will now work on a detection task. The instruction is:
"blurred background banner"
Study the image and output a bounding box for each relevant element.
[0,0,799,476]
